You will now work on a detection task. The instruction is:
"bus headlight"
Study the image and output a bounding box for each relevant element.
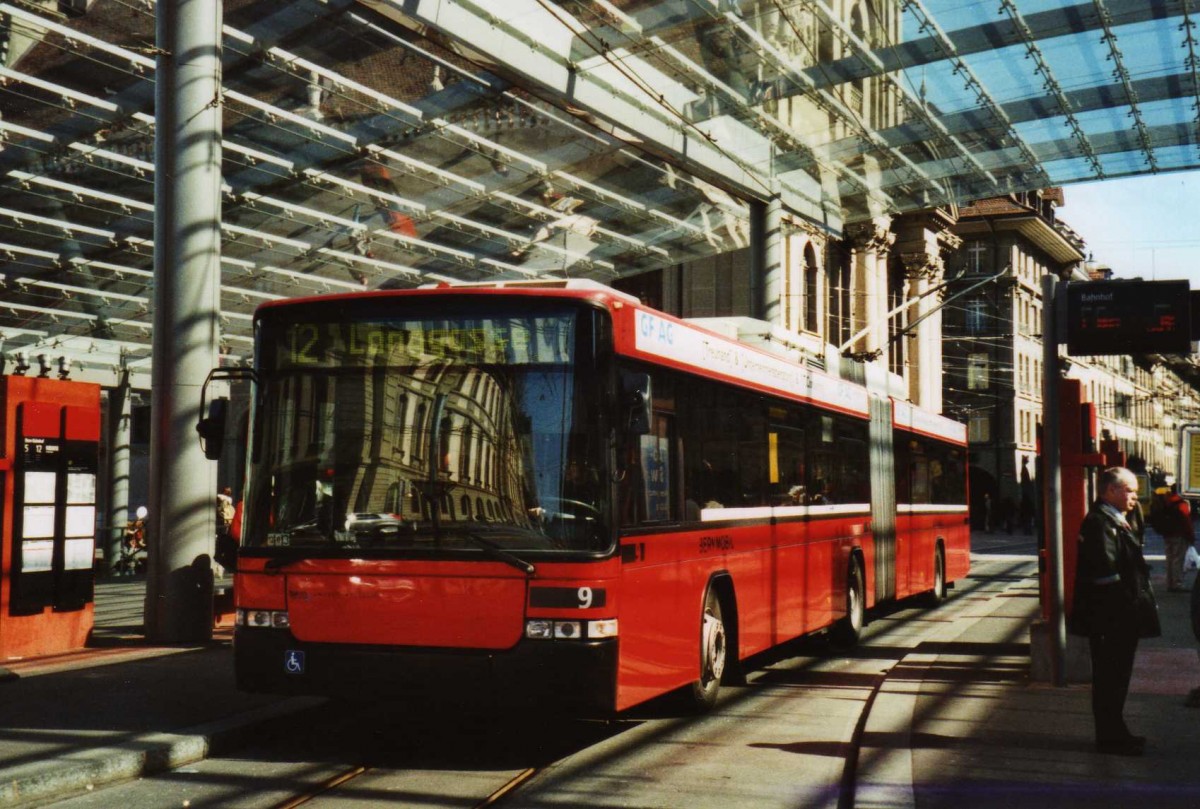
[553,621,581,639]
[525,619,618,640]
[587,619,619,638]
[525,620,554,639]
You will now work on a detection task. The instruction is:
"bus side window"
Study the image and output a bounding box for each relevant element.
[807,411,869,504]
[766,401,805,505]
[619,412,677,526]
[893,430,912,505]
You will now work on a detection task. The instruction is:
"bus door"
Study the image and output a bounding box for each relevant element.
[869,395,896,603]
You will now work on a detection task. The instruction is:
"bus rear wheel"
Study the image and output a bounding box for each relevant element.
[926,545,947,607]
[832,559,865,646]
[689,588,726,712]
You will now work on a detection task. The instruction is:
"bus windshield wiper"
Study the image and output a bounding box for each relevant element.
[459,531,536,577]
[263,557,300,574]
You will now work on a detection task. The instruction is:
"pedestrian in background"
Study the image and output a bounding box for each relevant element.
[217,486,234,533]
[1151,484,1193,592]
[1070,466,1161,756]
[215,486,237,572]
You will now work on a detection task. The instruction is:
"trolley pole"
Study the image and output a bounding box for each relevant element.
[1041,274,1067,686]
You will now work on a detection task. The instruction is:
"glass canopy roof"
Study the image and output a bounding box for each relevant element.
[2,0,1198,380]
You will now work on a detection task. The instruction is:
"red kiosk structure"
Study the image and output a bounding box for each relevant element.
[0,375,101,660]
[1045,379,1107,623]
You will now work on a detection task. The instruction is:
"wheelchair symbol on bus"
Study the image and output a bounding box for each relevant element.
[284,650,305,675]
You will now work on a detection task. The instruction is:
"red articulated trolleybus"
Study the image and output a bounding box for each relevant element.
[207,279,968,713]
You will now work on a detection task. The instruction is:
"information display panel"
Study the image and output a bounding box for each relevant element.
[1066,279,1191,356]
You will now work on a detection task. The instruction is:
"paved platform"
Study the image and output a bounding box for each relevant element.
[0,546,1197,808]
[0,577,322,807]
[872,545,1200,808]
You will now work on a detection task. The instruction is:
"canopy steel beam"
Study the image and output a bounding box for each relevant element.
[0,0,360,178]
[820,0,1175,92]
[367,0,837,222]
[874,121,1200,199]
[1093,0,1159,173]
[998,0,1104,180]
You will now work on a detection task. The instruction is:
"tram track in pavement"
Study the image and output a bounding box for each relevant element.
[271,764,541,809]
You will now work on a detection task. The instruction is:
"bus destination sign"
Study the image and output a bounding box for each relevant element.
[273,316,574,369]
[1065,279,1192,356]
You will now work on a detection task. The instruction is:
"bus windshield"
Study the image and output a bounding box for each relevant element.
[244,300,612,556]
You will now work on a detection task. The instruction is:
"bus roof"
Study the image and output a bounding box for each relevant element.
[254,278,640,313]
[256,280,963,436]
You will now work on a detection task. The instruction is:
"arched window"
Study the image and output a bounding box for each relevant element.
[826,242,851,347]
[850,6,866,112]
[439,414,453,473]
[459,422,473,480]
[411,401,427,460]
[394,394,408,455]
[888,261,906,376]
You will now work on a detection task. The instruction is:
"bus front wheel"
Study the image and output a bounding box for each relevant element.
[689,588,726,712]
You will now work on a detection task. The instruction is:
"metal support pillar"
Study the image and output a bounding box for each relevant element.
[145,0,222,642]
[105,372,131,573]
[1041,274,1066,686]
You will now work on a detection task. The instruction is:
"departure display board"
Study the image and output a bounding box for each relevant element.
[1181,425,1200,498]
[1065,279,1191,356]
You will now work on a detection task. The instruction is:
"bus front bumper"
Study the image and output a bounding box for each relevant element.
[234,628,618,713]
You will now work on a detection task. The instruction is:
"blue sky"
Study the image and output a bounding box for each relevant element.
[1058,172,1200,287]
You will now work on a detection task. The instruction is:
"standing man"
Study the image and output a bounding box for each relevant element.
[1072,467,1161,755]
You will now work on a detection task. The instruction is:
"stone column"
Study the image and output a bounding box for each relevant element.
[761,196,784,327]
[893,211,960,411]
[847,220,894,361]
[900,252,946,411]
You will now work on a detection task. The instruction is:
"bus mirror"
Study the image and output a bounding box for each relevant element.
[197,398,228,460]
[622,372,652,435]
[198,366,256,461]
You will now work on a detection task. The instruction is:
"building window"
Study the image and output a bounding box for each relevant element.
[969,412,991,443]
[968,353,989,390]
[1115,392,1131,420]
[965,298,987,334]
[826,243,851,347]
[966,240,988,273]
[888,263,905,377]
[804,244,819,333]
